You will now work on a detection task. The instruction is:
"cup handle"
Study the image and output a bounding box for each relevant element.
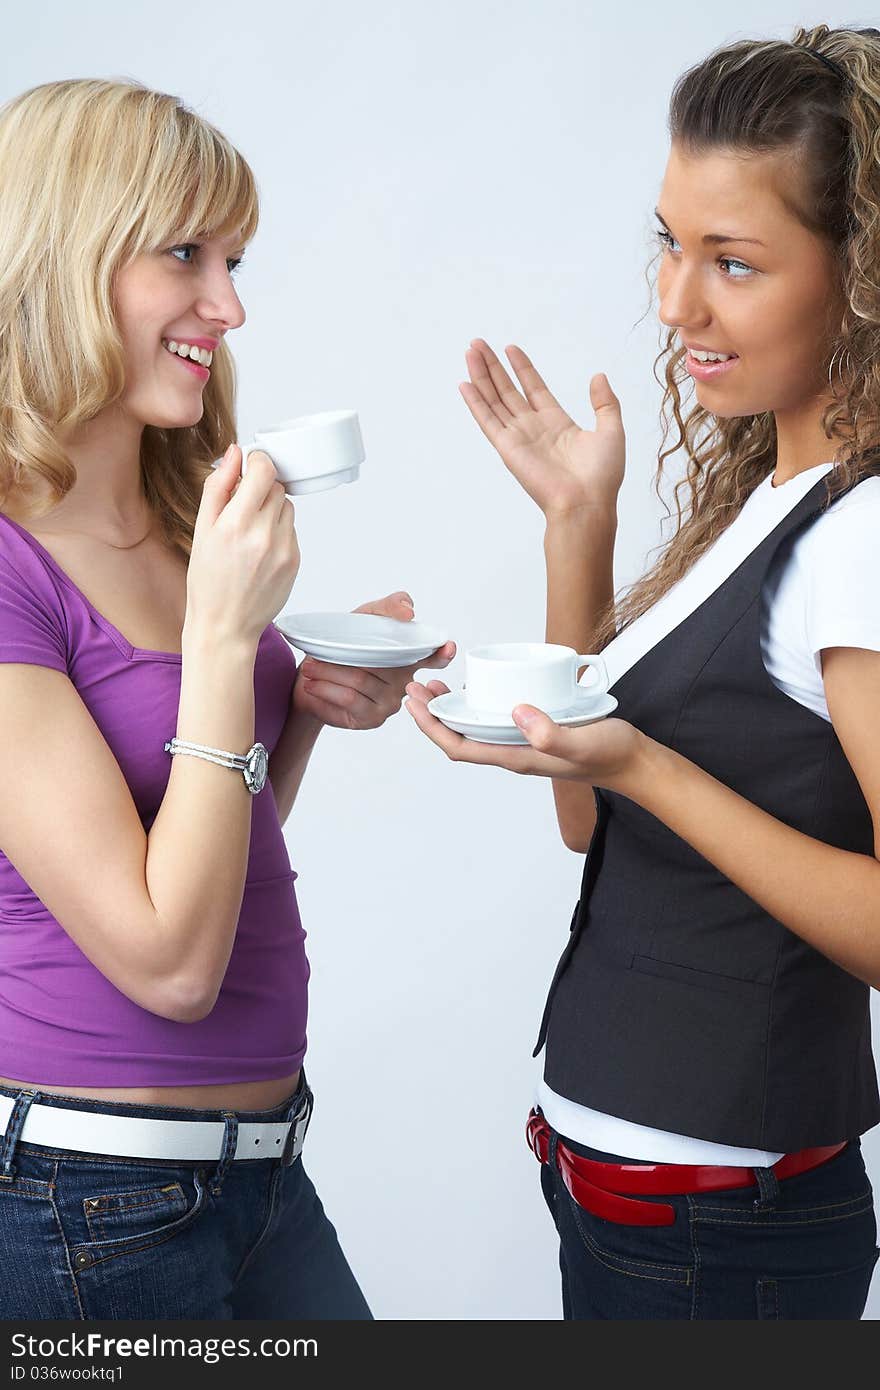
[576,654,609,695]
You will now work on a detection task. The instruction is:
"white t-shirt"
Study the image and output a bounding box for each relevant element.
[536,460,880,1164]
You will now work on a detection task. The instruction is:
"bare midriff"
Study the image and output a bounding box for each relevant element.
[0,1070,303,1112]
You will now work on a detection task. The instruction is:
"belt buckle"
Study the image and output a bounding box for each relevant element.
[282,1085,313,1167]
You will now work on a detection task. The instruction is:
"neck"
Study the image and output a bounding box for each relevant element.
[14,407,151,540]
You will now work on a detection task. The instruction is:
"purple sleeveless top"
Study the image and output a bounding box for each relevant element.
[0,512,309,1085]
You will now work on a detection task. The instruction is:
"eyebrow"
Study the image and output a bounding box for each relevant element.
[654,208,766,248]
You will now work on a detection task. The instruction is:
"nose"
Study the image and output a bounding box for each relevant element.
[657,261,709,339]
[195,262,246,334]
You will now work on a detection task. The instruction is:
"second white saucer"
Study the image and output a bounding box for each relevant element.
[426,689,618,744]
[274,611,449,668]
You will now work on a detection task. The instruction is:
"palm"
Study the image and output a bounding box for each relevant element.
[462,339,624,516]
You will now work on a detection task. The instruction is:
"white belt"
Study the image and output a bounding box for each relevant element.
[0,1091,310,1165]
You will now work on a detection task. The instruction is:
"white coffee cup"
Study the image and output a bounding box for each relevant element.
[237,410,365,495]
[464,642,610,716]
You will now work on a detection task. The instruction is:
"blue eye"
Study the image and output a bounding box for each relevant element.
[654,227,753,279]
[169,244,245,276]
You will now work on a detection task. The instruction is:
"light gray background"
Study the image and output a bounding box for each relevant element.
[3,0,878,1320]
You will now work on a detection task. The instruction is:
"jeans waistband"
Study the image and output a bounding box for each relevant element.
[0,1073,312,1179]
[0,1070,308,1125]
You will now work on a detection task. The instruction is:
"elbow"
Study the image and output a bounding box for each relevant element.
[561,828,589,850]
[560,829,594,854]
[152,974,220,1024]
[558,810,598,853]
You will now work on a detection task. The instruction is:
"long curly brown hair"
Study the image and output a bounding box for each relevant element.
[592,23,880,652]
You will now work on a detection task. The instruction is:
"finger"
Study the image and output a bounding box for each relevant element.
[269,478,289,524]
[510,705,588,775]
[469,339,529,419]
[298,675,378,720]
[200,444,243,523]
[459,382,509,449]
[413,641,456,671]
[404,679,448,705]
[232,450,282,520]
[354,592,415,619]
[465,344,515,425]
[589,372,625,436]
[299,662,386,702]
[504,344,564,413]
[405,692,540,771]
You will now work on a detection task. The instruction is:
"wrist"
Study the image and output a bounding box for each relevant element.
[182,620,259,665]
[543,504,618,542]
[614,729,666,802]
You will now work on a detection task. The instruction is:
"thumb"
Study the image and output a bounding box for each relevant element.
[511,704,561,752]
[200,444,242,523]
[354,592,415,620]
[589,373,623,435]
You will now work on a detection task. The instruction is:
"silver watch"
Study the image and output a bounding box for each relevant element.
[164,738,269,795]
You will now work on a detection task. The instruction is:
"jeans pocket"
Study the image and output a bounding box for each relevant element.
[563,1186,693,1285]
[83,1178,191,1244]
[756,1246,880,1320]
[73,1167,209,1270]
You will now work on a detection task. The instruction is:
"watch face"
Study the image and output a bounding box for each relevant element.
[246,743,269,794]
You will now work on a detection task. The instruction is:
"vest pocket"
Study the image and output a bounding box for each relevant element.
[631,954,770,1000]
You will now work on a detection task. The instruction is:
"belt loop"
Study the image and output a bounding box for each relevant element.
[752,1163,780,1212]
[0,1090,41,1181]
[547,1128,560,1173]
[209,1111,239,1197]
[283,1081,313,1167]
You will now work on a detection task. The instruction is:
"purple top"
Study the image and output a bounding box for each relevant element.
[0,511,309,1085]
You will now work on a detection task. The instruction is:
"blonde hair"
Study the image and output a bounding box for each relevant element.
[593,23,880,651]
[0,77,259,556]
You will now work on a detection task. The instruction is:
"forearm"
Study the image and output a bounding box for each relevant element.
[545,506,618,850]
[619,735,880,988]
[268,694,323,825]
[145,624,260,1017]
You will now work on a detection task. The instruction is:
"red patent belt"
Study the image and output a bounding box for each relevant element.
[527,1108,847,1227]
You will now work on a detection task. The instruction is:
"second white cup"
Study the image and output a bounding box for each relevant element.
[464,642,610,716]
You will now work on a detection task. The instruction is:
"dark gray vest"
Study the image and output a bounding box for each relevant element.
[535,473,880,1151]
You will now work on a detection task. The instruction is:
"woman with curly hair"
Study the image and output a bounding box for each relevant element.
[0,78,452,1319]
[408,23,880,1319]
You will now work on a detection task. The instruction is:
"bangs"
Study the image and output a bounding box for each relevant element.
[130,104,259,254]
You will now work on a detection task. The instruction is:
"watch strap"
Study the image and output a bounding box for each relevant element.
[164,738,268,793]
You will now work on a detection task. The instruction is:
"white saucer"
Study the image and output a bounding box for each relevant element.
[274,612,450,668]
[426,689,618,744]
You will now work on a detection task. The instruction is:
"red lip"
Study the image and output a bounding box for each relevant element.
[164,335,220,351]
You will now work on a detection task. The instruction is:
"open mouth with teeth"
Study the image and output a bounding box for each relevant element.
[162,339,213,368]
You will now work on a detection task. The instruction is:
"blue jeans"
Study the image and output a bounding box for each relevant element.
[0,1074,372,1319]
[539,1125,880,1319]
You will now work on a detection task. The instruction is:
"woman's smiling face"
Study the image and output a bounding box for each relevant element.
[111,231,248,431]
[655,142,844,421]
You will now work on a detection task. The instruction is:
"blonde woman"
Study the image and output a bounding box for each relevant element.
[408,24,880,1319]
[0,79,453,1320]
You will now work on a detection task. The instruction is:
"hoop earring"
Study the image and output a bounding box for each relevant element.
[828,343,854,387]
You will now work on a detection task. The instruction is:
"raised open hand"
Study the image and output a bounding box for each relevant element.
[461,340,625,519]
